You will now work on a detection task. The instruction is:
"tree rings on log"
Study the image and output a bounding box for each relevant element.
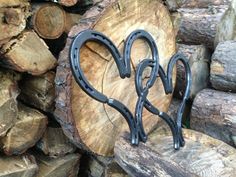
[115,128,236,177]
[55,0,176,156]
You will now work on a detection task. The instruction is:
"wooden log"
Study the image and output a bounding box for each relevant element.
[46,0,79,7]
[36,127,76,157]
[79,155,128,177]
[214,0,236,46]
[172,5,228,48]
[0,70,20,137]
[210,41,236,92]
[175,44,210,99]
[55,0,176,156]
[30,3,81,39]
[165,0,230,11]
[1,103,48,155]
[190,89,236,147]
[30,3,66,39]
[0,0,30,44]
[0,31,57,75]
[35,153,80,177]
[115,129,236,177]
[0,154,38,177]
[19,71,55,112]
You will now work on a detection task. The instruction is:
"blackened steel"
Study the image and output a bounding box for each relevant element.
[69,29,191,150]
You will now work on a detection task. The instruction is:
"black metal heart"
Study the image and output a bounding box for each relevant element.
[69,29,191,150]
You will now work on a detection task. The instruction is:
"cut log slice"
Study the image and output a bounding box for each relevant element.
[0,70,19,137]
[0,0,30,43]
[215,0,236,47]
[55,0,176,156]
[175,44,210,99]
[35,153,80,177]
[0,154,38,177]
[0,31,57,75]
[190,89,236,147]
[36,127,77,157]
[19,71,56,112]
[1,103,48,155]
[31,3,66,39]
[115,128,236,177]
[210,40,236,92]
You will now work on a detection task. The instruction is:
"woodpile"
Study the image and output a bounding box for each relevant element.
[0,0,236,176]
[0,0,85,176]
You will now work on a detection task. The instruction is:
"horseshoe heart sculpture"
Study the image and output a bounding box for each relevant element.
[69,29,191,150]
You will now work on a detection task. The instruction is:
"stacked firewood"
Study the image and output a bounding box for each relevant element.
[0,0,86,176]
[113,0,236,176]
[1,0,236,177]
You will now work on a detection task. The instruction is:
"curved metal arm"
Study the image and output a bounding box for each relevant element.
[69,29,192,150]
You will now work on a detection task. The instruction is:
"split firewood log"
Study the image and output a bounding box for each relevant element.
[36,127,76,157]
[19,71,55,112]
[0,30,57,75]
[35,153,81,177]
[0,0,30,45]
[55,0,176,156]
[46,0,80,7]
[172,5,229,48]
[30,3,82,39]
[0,69,20,137]
[215,0,236,46]
[79,155,128,177]
[165,0,230,11]
[0,154,38,177]
[190,89,236,147]
[115,128,236,177]
[210,41,236,92]
[1,103,48,155]
[175,44,210,99]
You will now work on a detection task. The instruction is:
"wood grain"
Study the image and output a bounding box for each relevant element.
[55,0,176,156]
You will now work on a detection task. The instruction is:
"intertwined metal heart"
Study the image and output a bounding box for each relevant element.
[69,29,191,150]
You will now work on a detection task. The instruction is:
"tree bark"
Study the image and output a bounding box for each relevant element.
[214,0,236,46]
[36,127,76,157]
[35,153,81,177]
[1,103,48,155]
[55,0,176,156]
[0,30,57,75]
[115,128,236,177]
[19,71,56,112]
[174,44,210,99]
[0,154,38,177]
[165,0,230,11]
[210,41,236,92]
[172,5,228,48]
[190,89,236,147]
[0,0,30,45]
[0,70,20,137]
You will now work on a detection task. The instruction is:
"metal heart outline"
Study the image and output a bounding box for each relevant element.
[70,29,191,150]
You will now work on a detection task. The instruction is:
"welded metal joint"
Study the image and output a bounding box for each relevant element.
[69,29,191,150]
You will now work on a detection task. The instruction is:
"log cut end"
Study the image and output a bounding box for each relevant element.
[31,3,66,39]
[0,154,38,177]
[0,31,57,75]
[1,103,48,155]
[55,0,176,156]
[0,70,19,137]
